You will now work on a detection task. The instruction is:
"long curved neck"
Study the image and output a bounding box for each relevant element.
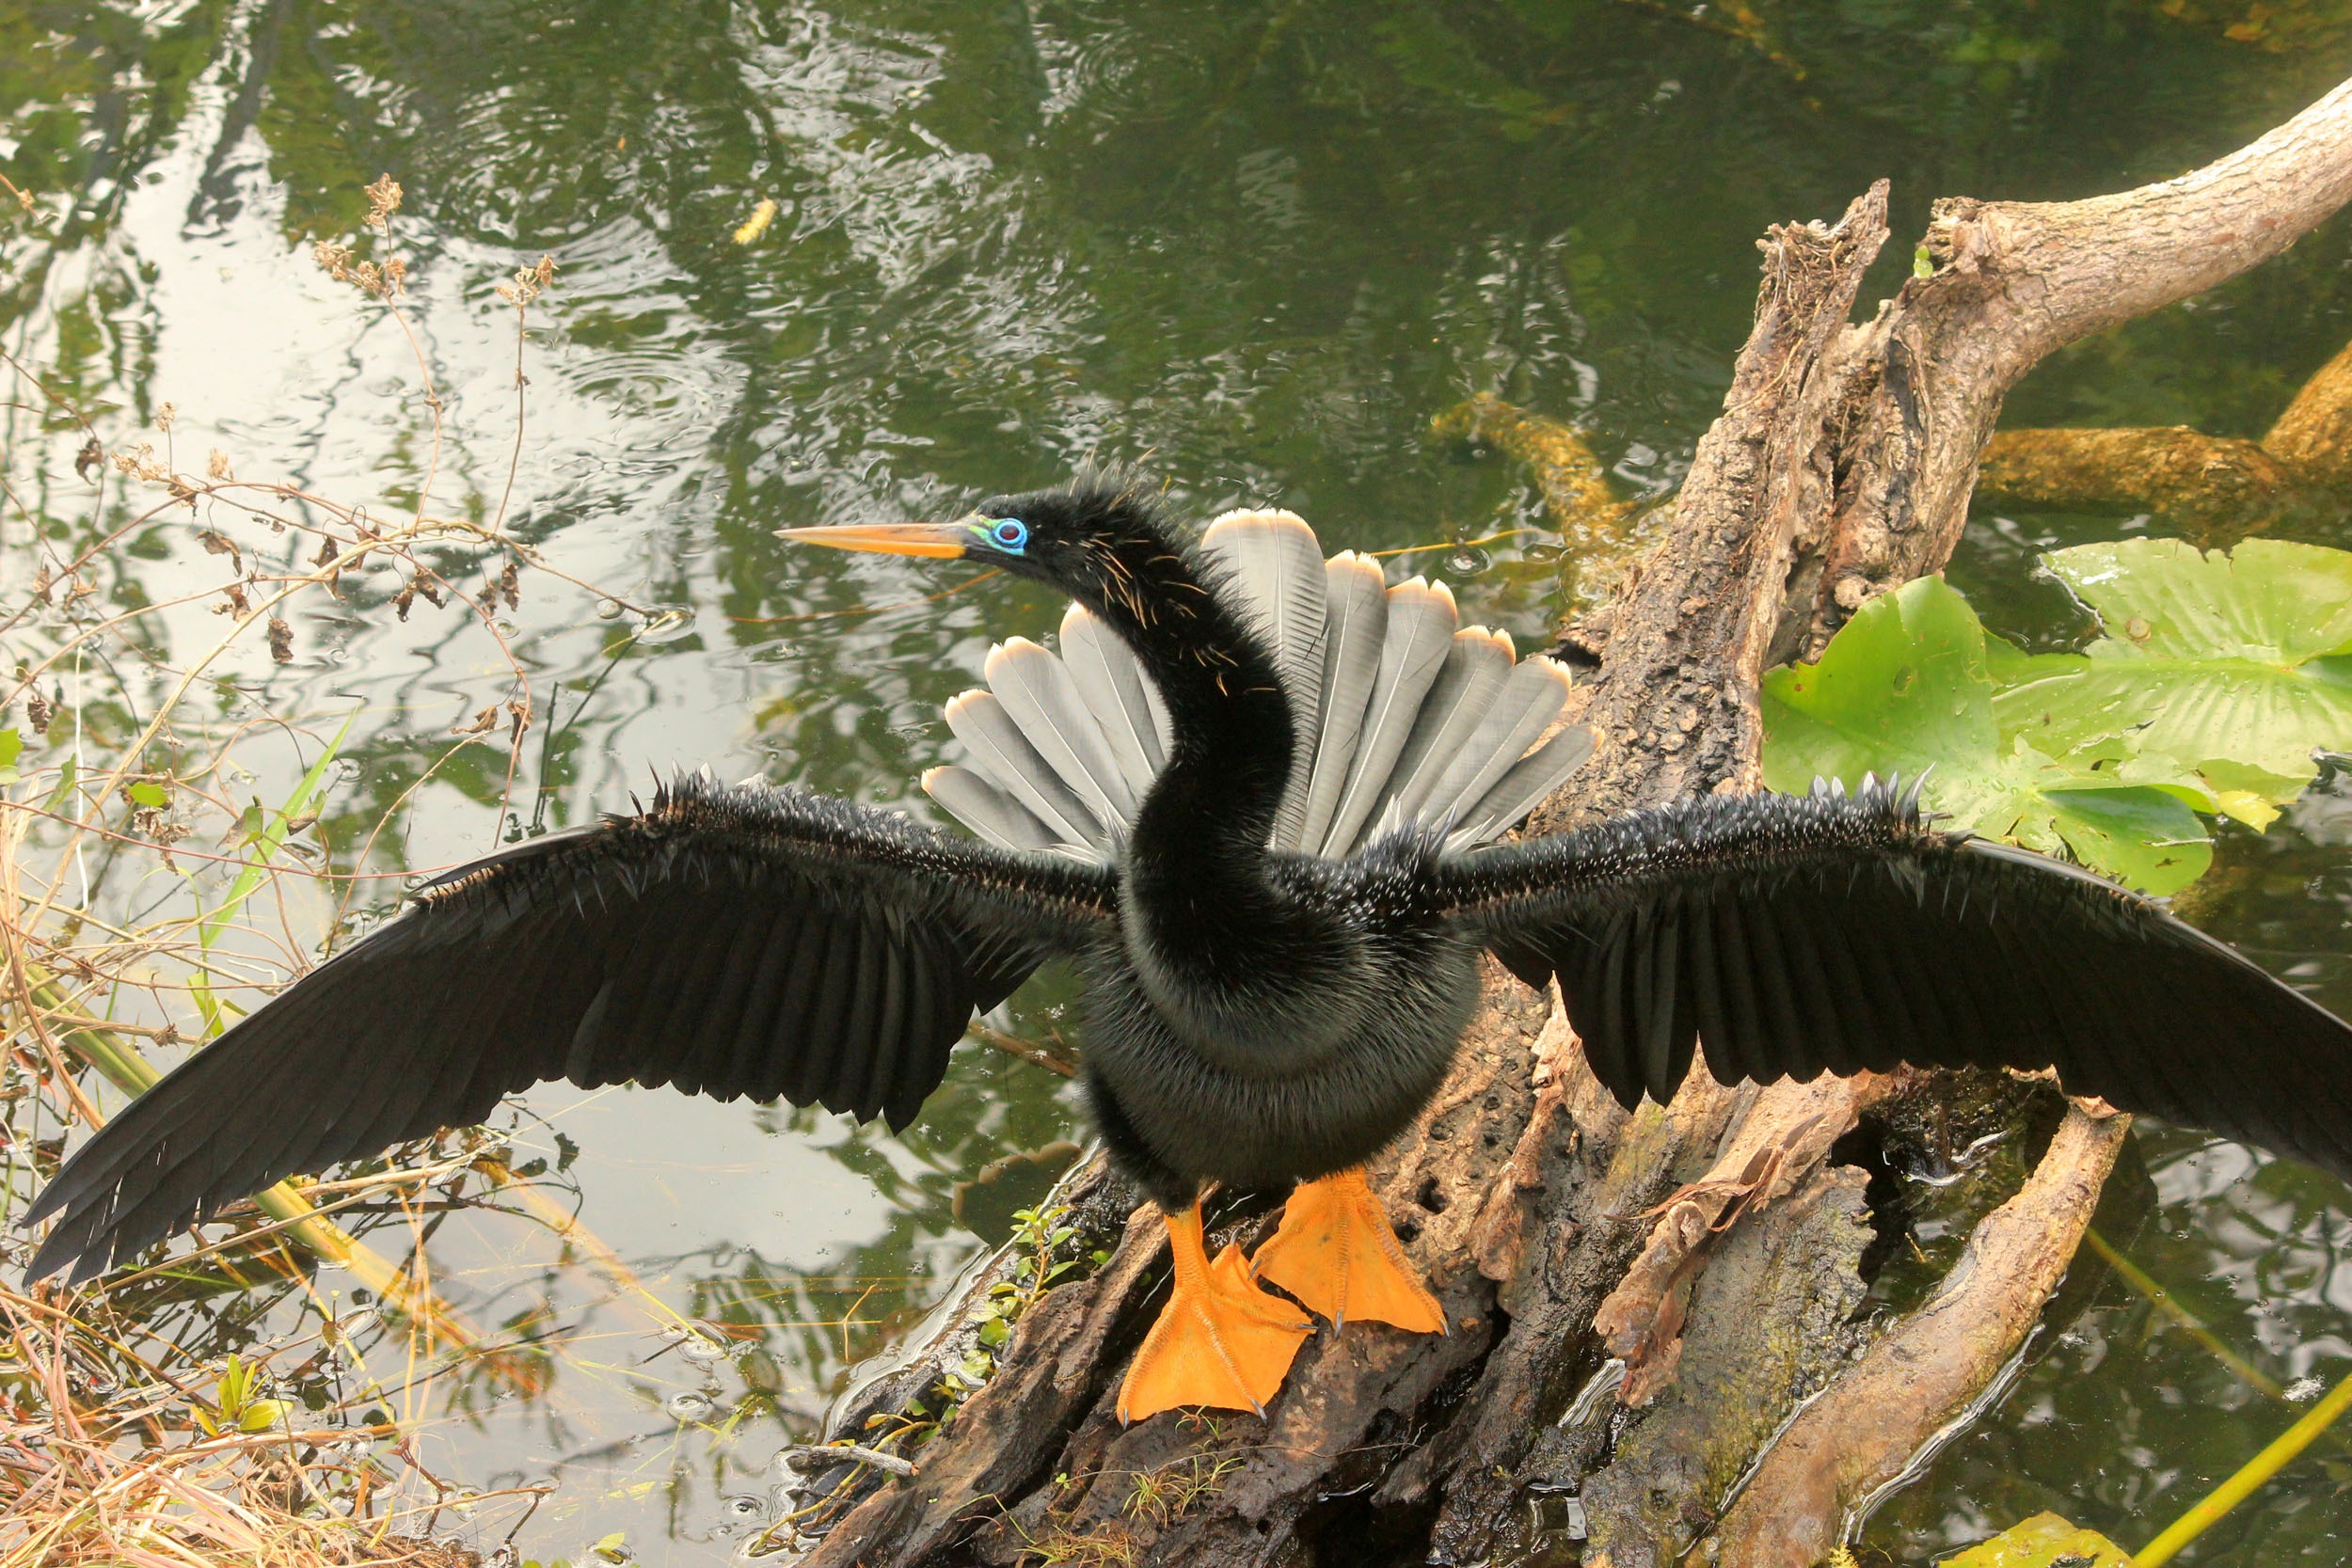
[1070,531,1293,866]
[1067,511,1359,1064]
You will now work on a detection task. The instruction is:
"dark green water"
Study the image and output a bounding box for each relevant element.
[7,1,2352,1560]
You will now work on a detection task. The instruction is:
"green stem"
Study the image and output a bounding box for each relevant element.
[2081,1227,2284,1400]
[22,971,482,1348]
[2135,1365,2352,1565]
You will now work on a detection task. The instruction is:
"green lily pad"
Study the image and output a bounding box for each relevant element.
[1762,576,2212,894]
[1994,538,2352,805]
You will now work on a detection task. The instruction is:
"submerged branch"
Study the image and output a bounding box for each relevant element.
[1972,335,2352,542]
[1430,393,1656,612]
[1709,1106,2132,1568]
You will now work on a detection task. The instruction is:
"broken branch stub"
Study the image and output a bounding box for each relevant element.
[1802,76,2352,657]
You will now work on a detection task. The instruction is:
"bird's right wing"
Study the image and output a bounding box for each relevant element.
[1432,779,2352,1184]
[25,774,1116,1283]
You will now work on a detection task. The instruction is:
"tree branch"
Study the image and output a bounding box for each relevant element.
[1803,77,2352,655]
[1708,1107,2132,1568]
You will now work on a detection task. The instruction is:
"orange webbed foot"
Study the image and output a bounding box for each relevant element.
[1250,1166,1447,1335]
[1117,1204,1312,1425]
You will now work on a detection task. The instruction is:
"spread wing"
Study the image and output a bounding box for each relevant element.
[1436,778,2352,1183]
[26,774,1117,1283]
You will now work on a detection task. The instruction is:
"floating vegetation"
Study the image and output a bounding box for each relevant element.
[1762,539,2352,894]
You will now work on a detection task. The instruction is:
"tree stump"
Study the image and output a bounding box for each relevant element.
[792,74,2352,1568]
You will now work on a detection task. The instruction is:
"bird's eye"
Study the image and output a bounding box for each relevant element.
[989,517,1029,553]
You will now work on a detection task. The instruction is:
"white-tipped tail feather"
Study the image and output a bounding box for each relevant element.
[923,514,1590,862]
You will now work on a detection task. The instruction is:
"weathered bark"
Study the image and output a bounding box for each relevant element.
[1592,1070,1897,1403]
[796,76,2352,1568]
[1708,1107,2133,1568]
[1795,75,2352,659]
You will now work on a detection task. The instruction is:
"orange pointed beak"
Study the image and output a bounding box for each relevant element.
[776,520,970,559]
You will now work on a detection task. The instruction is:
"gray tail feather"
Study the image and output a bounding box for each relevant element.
[941,689,1107,853]
[922,765,1061,852]
[1318,576,1459,857]
[985,638,1137,824]
[1372,626,1516,830]
[1295,552,1390,854]
[1060,605,1164,791]
[1419,657,1576,831]
[1444,721,1595,849]
[1201,510,1328,850]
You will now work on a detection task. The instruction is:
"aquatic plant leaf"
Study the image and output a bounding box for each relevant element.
[238,1398,293,1432]
[1995,538,2352,803]
[1944,1511,2132,1566]
[1763,576,2211,893]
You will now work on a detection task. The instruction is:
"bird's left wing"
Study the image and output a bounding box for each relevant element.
[1431,779,2352,1183]
[25,774,1116,1283]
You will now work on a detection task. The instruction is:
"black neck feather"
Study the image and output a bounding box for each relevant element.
[1057,505,1293,863]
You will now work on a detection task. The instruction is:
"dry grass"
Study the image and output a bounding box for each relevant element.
[0,175,619,1568]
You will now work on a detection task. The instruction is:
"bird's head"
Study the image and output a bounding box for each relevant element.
[779,481,1168,601]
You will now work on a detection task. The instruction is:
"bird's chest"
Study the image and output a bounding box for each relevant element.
[1076,922,1483,1188]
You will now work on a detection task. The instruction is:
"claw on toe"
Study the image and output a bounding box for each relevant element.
[1251,1165,1447,1335]
[1117,1204,1312,1425]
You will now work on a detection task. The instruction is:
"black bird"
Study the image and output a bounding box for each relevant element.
[25,482,2352,1421]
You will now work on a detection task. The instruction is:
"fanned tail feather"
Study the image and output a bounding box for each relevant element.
[921,766,1061,853]
[1295,553,1389,853]
[1319,577,1459,857]
[939,690,1106,854]
[926,513,1590,864]
[985,639,1137,824]
[1373,626,1516,830]
[1060,604,1166,790]
[1201,510,1328,850]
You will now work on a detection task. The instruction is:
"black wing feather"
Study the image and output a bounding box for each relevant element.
[1438,778,2352,1184]
[26,775,1114,1283]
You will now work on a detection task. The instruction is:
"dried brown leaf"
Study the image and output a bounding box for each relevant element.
[267,617,293,664]
[196,530,242,571]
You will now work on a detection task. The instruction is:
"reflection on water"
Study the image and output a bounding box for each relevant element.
[9,0,2352,1560]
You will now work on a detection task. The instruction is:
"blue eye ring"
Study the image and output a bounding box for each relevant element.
[986,516,1029,554]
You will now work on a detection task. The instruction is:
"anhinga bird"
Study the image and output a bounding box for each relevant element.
[24,482,2352,1422]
